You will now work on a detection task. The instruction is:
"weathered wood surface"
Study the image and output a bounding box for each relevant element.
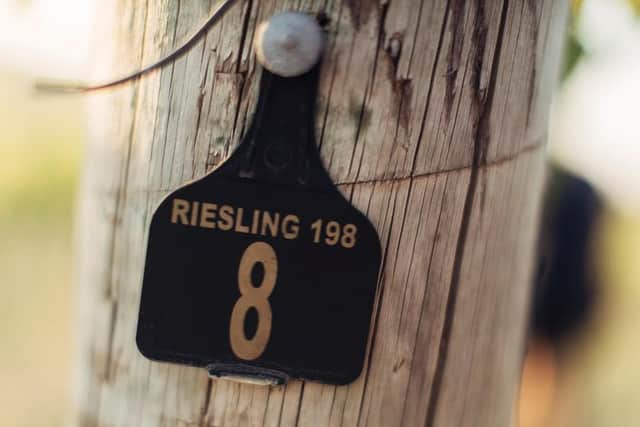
[73,0,569,426]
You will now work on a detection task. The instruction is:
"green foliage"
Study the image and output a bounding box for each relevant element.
[561,30,586,82]
[0,140,79,224]
[629,0,640,15]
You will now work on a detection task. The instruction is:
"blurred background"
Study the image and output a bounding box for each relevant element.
[0,0,91,425]
[1,0,639,426]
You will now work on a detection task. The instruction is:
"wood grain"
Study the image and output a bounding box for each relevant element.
[73,0,569,425]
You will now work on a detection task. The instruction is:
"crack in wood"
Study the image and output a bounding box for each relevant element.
[424,1,511,425]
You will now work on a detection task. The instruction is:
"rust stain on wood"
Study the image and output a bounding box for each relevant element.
[344,0,377,30]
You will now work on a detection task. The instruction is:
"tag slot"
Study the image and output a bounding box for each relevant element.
[207,363,289,386]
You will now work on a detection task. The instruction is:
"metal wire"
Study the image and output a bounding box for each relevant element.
[35,0,240,93]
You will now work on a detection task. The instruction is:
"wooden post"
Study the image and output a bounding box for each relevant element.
[74,0,569,426]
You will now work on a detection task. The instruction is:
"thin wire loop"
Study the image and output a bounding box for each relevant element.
[35,0,240,93]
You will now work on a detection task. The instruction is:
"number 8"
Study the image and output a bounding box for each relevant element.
[229,242,278,360]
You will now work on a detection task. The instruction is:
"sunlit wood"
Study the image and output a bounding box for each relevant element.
[73,0,569,425]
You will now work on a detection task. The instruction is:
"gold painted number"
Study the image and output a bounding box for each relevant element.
[311,219,358,248]
[341,224,357,248]
[325,221,340,246]
[229,242,278,360]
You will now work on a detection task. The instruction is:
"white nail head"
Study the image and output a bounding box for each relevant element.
[255,12,324,77]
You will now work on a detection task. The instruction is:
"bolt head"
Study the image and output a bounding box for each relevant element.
[255,12,324,77]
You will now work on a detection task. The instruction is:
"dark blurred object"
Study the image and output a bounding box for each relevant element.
[533,166,601,346]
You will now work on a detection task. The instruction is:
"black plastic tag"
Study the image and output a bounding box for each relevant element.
[137,65,381,385]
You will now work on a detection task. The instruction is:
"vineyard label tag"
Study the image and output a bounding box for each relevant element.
[137,65,382,385]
